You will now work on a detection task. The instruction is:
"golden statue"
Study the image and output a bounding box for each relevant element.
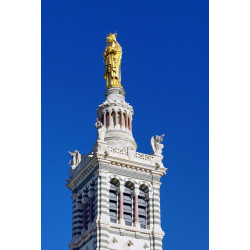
[104,33,123,89]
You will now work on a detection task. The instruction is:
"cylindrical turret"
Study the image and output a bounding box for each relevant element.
[97,87,137,149]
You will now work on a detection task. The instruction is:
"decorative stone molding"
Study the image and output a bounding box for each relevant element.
[127,240,134,246]
[138,181,153,193]
[112,237,118,243]
[109,174,122,183]
[123,177,137,186]
[109,146,127,155]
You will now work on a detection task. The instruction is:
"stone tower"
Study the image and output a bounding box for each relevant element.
[66,34,167,250]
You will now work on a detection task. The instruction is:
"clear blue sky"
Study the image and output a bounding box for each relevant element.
[42,0,208,249]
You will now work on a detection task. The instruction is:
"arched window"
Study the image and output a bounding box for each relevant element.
[109,178,119,223]
[124,181,135,226]
[139,184,149,229]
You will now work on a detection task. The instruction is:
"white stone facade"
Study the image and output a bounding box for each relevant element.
[66,87,167,250]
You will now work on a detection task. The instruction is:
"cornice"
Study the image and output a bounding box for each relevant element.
[97,101,134,116]
[66,155,98,191]
[67,144,167,191]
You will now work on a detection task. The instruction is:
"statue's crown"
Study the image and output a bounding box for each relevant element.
[108,32,117,37]
[107,33,117,39]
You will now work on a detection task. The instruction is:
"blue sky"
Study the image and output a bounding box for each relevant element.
[42,0,208,249]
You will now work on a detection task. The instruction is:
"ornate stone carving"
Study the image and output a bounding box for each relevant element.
[104,149,109,157]
[134,152,154,162]
[127,240,134,246]
[109,146,127,155]
[68,150,81,169]
[112,237,118,243]
[95,118,105,142]
[151,134,165,156]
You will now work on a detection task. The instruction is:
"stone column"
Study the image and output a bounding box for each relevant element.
[103,112,106,128]
[134,188,140,228]
[108,111,112,128]
[125,113,128,129]
[129,116,132,131]
[114,111,118,128]
[134,195,139,222]
[119,186,125,225]
[120,112,123,128]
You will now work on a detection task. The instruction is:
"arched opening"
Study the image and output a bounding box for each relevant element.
[124,181,135,226]
[109,178,120,223]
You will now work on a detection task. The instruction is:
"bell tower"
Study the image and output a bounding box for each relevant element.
[66,33,167,250]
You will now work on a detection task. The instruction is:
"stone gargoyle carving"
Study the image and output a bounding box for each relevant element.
[151,134,165,156]
[95,118,105,142]
[68,150,81,169]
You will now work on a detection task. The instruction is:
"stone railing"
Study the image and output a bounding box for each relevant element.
[134,152,154,162]
[108,146,154,163]
[109,146,127,155]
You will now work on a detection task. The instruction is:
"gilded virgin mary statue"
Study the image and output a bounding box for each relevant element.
[103,33,123,89]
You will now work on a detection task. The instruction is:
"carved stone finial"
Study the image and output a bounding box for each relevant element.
[68,150,81,169]
[151,134,165,156]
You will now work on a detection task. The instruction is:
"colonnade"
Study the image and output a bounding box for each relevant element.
[118,186,140,225]
[109,180,150,229]
[72,183,96,237]
[72,179,153,239]
[100,110,132,131]
[81,189,95,230]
